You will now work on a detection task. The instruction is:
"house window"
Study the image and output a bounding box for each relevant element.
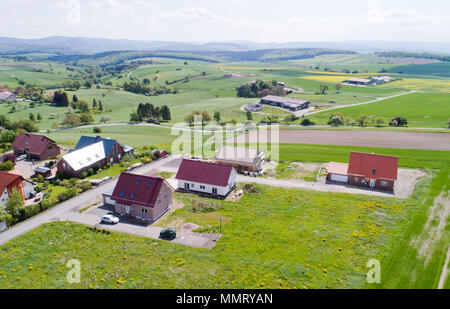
[147,181,152,188]
[354,177,359,183]
[381,181,388,187]
[141,209,148,214]
[120,191,124,197]
[200,185,206,190]
[191,184,195,188]
[157,197,161,203]
[130,193,135,199]
[136,179,140,185]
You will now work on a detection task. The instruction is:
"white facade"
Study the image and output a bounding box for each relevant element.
[330,174,349,183]
[178,170,237,197]
[0,188,9,207]
[22,180,35,199]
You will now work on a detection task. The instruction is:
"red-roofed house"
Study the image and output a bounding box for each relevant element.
[327,152,398,191]
[12,133,61,161]
[176,159,237,197]
[0,172,35,207]
[104,173,173,221]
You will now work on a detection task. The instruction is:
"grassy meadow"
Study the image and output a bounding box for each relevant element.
[308,92,450,128]
[0,143,448,289]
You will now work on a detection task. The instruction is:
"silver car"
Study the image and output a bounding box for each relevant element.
[101,214,120,224]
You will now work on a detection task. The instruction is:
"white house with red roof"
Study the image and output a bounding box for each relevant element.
[0,89,16,102]
[176,159,237,197]
[327,152,399,191]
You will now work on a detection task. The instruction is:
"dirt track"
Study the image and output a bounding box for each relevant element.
[231,130,450,151]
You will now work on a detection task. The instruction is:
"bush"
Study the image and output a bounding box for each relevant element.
[300,118,315,126]
[93,126,102,133]
[0,160,14,171]
[188,200,223,213]
[243,183,261,194]
[328,113,344,126]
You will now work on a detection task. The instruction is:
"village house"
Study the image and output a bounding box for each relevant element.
[260,95,311,111]
[103,173,173,222]
[327,152,399,191]
[176,159,237,197]
[0,89,16,102]
[215,146,265,174]
[12,133,61,161]
[0,172,35,207]
[57,142,106,177]
[57,136,125,177]
[74,136,125,164]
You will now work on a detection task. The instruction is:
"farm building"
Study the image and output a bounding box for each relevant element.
[0,172,35,207]
[103,173,173,222]
[215,146,265,173]
[371,76,393,85]
[176,159,237,197]
[345,78,372,86]
[74,136,125,164]
[327,152,399,191]
[260,95,311,111]
[12,133,61,161]
[0,89,16,102]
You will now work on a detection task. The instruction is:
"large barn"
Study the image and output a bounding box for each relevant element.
[260,95,311,111]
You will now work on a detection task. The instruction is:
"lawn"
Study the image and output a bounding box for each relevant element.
[0,185,418,289]
[308,92,450,128]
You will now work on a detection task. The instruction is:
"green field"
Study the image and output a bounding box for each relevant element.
[308,92,450,128]
[44,126,177,150]
[388,62,450,78]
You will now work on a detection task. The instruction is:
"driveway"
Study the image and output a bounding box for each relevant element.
[62,202,220,250]
[238,168,427,199]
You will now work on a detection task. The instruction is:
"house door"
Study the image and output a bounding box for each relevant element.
[184,183,190,190]
[370,179,376,188]
[126,206,132,215]
[212,188,218,195]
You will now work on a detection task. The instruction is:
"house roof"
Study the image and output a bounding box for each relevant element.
[346,78,372,83]
[348,152,398,181]
[111,173,167,207]
[0,172,23,195]
[261,95,310,106]
[176,159,234,187]
[327,162,349,175]
[12,133,57,155]
[62,142,106,172]
[0,92,15,101]
[216,146,264,164]
[74,136,119,157]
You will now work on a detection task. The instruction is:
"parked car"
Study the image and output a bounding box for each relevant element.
[101,214,120,225]
[160,228,177,240]
[17,154,27,161]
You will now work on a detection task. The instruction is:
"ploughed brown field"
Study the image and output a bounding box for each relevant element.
[229,130,450,151]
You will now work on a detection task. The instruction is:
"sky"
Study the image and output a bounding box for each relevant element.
[1,0,450,43]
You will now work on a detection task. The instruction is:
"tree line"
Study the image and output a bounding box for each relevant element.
[129,103,171,123]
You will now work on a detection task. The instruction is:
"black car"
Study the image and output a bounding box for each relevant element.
[160,228,176,240]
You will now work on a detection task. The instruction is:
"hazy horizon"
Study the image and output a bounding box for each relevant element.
[1,0,450,43]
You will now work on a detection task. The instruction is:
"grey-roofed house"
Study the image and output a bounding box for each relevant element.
[260,95,311,111]
[0,91,16,102]
[215,146,265,173]
[74,136,125,165]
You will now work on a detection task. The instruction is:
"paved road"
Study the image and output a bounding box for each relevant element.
[0,157,216,249]
[305,91,416,116]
